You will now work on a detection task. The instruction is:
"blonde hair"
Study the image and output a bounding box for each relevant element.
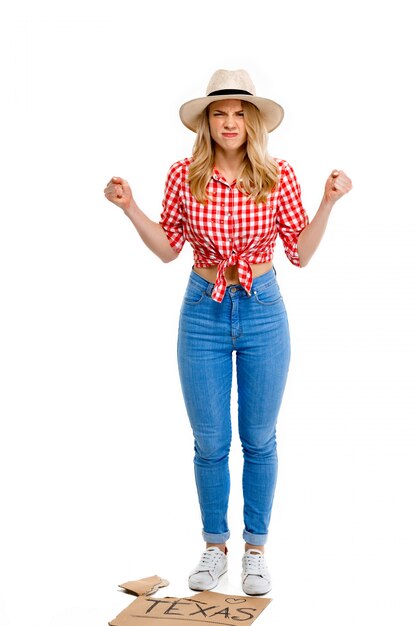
[188,100,279,204]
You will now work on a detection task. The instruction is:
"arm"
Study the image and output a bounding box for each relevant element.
[104,176,178,263]
[297,170,352,267]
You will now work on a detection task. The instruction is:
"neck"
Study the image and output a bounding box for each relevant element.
[214,146,246,182]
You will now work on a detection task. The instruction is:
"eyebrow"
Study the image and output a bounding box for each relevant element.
[212,108,244,113]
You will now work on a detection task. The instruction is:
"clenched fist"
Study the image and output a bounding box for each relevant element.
[103,176,134,212]
[324,170,353,204]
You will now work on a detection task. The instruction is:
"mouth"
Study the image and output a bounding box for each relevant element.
[222,133,238,138]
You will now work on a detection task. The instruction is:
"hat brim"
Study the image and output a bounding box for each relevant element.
[179,95,284,133]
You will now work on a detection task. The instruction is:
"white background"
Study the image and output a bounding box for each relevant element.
[1,1,416,625]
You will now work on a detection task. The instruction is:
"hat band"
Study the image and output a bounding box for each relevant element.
[207,89,253,96]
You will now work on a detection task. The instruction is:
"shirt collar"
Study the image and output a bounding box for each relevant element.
[212,168,237,186]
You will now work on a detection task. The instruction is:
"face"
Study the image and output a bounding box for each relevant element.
[208,99,247,152]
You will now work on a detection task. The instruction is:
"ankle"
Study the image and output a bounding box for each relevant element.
[244,543,264,554]
[206,543,228,555]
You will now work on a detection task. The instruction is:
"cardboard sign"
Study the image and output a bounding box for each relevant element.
[119,576,170,597]
[109,589,271,626]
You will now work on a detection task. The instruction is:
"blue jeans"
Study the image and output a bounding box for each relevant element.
[177,268,291,546]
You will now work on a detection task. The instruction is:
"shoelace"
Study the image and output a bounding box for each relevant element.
[198,548,222,571]
[243,551,266,576]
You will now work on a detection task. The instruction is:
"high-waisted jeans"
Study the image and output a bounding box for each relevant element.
[177,268,291,546]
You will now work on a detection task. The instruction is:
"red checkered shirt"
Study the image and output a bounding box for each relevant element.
[160,157,309,303]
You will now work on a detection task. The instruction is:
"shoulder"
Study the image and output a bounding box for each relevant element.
[163,158,192,195]
[166,157,192,178]
[272,158,296,177]
[272,158,301,192]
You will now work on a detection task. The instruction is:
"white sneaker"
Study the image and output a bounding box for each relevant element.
[241,549,272,595]
[188,546,228,591]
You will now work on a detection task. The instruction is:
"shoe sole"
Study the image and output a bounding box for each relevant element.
[242,586,272,596]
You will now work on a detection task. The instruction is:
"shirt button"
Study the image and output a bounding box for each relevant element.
[230,287,237,293]
[228,237,232,242]
[221,203,225,207]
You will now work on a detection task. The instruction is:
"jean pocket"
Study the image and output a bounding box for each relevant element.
[253,281,282,306]
[183,281,207,305]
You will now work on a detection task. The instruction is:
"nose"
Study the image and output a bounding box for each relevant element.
[224,114,237,129]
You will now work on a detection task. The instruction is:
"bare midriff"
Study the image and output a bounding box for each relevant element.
[193,261,273,287]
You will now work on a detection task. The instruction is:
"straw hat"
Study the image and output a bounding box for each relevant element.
[179,69,284,133]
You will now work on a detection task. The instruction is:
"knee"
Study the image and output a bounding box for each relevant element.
[194,436,231,465]
[241,432,277,461]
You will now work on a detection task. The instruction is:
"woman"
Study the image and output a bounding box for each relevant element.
[104,69,352,596]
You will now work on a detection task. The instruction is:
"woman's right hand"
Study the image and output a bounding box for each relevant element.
[104,176,134,213]
[103,176,179,263]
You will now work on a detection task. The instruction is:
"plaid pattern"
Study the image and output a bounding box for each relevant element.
[160,157,309,302]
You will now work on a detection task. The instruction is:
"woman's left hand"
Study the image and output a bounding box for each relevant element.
[324,170,353,204]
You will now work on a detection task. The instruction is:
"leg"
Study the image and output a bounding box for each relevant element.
[177,277,234,544]
[237,280,291,545]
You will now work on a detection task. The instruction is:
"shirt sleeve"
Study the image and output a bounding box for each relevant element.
[276,161,309,266]
[159,162,186,254]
